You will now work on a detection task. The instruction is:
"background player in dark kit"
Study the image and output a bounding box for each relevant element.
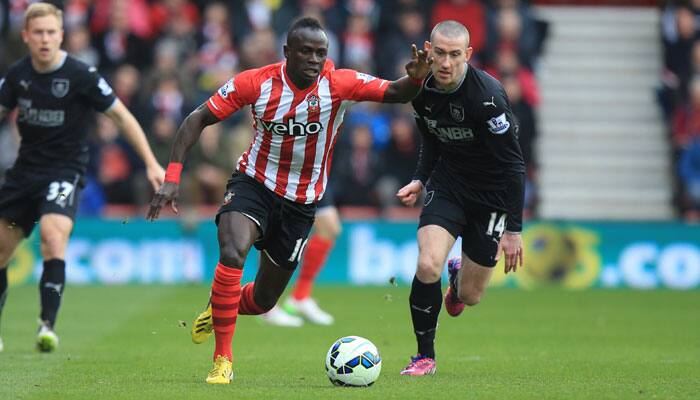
[0,3,164,353]
[396,20,525,376]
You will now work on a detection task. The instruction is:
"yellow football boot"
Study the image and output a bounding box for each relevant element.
[191,303,213,344]
[206,355,233,384]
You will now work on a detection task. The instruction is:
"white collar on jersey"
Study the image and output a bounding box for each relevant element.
[424,63,468,94]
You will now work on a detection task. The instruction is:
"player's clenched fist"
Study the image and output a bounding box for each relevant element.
[396,180,423,207]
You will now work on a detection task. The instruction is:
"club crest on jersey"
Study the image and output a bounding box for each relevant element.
[306,93,320,112]
[218,78,235,99]
[449,102,464,122]
[51,79,70,98]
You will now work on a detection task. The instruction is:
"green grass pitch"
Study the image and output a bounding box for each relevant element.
[0,285,698,399]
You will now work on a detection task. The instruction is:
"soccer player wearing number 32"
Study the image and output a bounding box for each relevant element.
[0,3,165,353]
[147,17,432,384]
[396,21,526,376]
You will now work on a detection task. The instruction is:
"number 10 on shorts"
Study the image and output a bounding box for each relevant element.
[288,238,309,262]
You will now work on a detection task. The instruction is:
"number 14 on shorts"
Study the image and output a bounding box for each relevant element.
[486,212,506,236]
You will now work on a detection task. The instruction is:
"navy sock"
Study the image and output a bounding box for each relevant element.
[409,275,442,359]
[39,259,66,328]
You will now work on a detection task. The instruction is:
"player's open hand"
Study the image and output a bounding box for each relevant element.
[496,232,523,274]
[146,163,165,192]
[405,41,433,81]
[396,180,423,207]
[147,181,179,221]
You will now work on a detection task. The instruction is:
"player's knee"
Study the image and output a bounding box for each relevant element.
[328,223,342,241]
[317,221,341,241]
[218,244,247,268]
[40,231,67,258]
[416,259,442,283]
[459,289,483,306]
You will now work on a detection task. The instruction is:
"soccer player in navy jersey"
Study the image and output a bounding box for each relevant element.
[0,3,164,353]
[148,17,432,384]
[396,21,525,376]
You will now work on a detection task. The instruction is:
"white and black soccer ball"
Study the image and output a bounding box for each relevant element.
[325,336,382,387]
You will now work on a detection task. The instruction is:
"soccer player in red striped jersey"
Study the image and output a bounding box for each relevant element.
[147,17,432,384]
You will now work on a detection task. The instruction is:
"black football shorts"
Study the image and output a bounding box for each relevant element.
[418,179,508,268]
[0,168,84,237]
[216,172,316,270]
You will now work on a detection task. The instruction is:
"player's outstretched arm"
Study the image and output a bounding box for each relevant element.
[105,99,165,191]
[383,42,433,103]
[147,104,220,221]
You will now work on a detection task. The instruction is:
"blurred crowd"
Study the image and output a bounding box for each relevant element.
[660,0,700,221]
[0,0,543,218]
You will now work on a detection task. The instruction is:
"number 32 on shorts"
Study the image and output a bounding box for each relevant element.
[486,212,507,237]
[46,181,75,207]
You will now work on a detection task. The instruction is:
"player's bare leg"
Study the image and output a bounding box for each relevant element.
[401,225,455,376]
[280,206,340,326]
[0,218,25,352]
[456,254,494,306]
[445,253,495,317]
[35,214,72,352]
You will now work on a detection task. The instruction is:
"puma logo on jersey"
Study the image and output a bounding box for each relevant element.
[256,117,323,136]
[483,96,496,108]
[20,80,31,90]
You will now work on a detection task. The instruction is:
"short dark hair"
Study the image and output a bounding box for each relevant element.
[287,17,325,45]
[431,20,470,48]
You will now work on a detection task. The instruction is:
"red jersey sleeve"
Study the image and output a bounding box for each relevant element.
[331,69,390,102]
[206,69,259,120]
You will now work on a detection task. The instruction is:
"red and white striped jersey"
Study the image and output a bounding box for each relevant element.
[207,59,389,204]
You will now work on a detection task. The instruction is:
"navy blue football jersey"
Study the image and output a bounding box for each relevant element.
[0,53,116,173]
[411,65,526,232]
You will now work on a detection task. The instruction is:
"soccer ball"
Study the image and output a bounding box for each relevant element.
[325,336,382,387]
